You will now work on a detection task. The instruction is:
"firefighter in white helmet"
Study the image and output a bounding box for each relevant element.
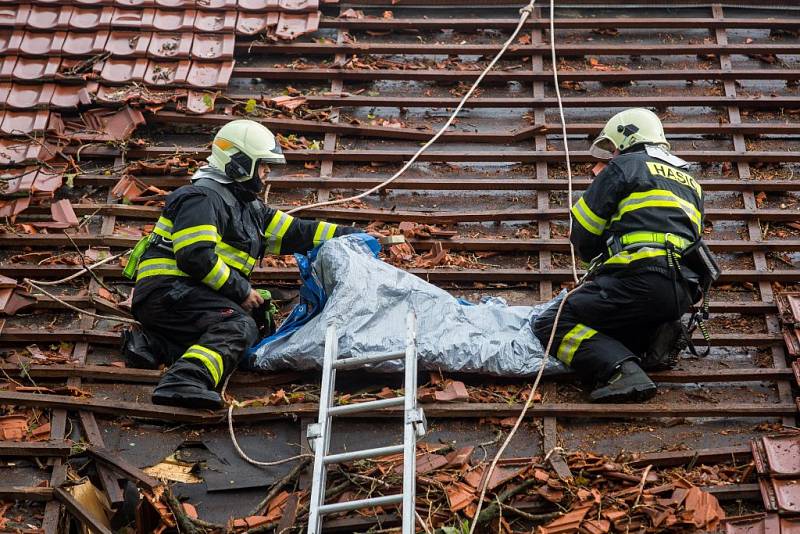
[121,120,360,408]
[534,109,715,403]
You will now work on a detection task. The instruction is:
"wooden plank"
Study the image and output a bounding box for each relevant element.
[0,486,55,501]
[0,441,71,457]
[53,487,113,534]
[86,447,160,491]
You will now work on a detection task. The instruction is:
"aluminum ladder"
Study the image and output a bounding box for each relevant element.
[306,311,426,534]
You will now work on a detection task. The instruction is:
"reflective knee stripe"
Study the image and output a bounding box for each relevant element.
[202,257,230,290]
[556,323,598,366]
[181,344,223,386]
[571,197,607,236]
[216,242,257,275]
[604,247,677,266]
[136,258,189,281]
[153,217,174,239]
[313,221,337,247]
[172,224,220,252]
[610,189,702,233]
[620,231,692,250]
[265,211,294,255]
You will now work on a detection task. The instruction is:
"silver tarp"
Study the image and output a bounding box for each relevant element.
[249,235,566,376]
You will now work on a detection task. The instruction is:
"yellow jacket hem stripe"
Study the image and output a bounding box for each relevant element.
[135,258,189,281]
[611,189,702,233]
[604,247,678,266]
[556,323,598,366]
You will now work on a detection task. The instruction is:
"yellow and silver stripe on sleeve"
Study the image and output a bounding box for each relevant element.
[201,256,231,290]
[181,344,224,386]
[135,258,189,281]
[571,197,607,236]
[216,242,257,275]
[313,221,338,247]
[264,211,294,255]
[172,224,220,252]
[556,323,598,366]
[153,216,174,239]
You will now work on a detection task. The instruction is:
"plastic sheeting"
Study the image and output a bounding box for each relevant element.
[247,235,566,377]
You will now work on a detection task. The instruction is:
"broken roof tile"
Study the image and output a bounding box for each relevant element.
[0,138,56,165]
[147,32,192,59]
[152,9,195,31]
[183,90,215,113]
[0,30,23,54]
[80,105,144,140]
[106,31,151,56]
[0,196,31,217]
[186,60,233,88]
[274,11,318,40]
[1,166,37,195]
[538,504,591,534]
[27,5,73,30]
[190,33,234,60]
[100,57,148,83]
[111,7,155,28]
[144,59,190,85]
[12,57,61,81]
[194,10,235,32]
[50,199,79,227]
[772,479,800,514]
[63,31,109,55]
[20,30,67,56]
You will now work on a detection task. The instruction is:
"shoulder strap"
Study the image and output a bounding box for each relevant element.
[193,177,238,208]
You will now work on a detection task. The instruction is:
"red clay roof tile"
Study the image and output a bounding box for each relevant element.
[20,30,67,56]
[51,84,93,108]
[111,7,155,28]
[100,57,147,82]
[237,0,275,11]
[0,5,30,27]
[6,83,55,108]
[772,479,800,514]
[12,57,61,81]
[186,59,233,88]
[761,434,800,476]
[190,33,233,60]
[194,10,235,32]
[27,6,73,30]
[1,166,38,195]
[144,59,190,84]
[278,0,317,12]
[0,56,17,79]
[0,110,52,135]
[69,6,114,29]
[0,138,57,164]
[0,30,24,55]
[0,197,31,218]
[184,89,215,113]
[114,0,155,8]
[106,31,151,56]
[275,11,317,40]
[235,11,269,34]
[152,9,195,31]
[148,32,192,59]
[63,31,109,55]
[154,0,192,8]
[0,82,9,105]
[202,0,237,9]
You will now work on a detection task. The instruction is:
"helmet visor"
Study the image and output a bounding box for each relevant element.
[590,135,617,160]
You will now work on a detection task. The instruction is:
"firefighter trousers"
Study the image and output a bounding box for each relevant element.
[131,278,259,390]
[532,270,692,384]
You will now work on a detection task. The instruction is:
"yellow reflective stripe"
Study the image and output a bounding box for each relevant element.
[604,247,676,266]
[610,189,702,233]
[153,216,174,239]
[202,257,230,290]
[620,231,692,250]
[556,323,597,366]
[135,258,189,281]
[312,222,337,246]
[182,344,223,385]
[265,211,294,255]
[571,197,606,236]
[172,224,220,252]
[216,242,257,275]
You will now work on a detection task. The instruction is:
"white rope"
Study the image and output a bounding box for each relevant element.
[285,1,539,216]
[467,1,581,531]
[222,374,314,467]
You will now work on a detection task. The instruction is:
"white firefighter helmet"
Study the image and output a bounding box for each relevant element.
[590,108,670,160]
[207,119,286,182]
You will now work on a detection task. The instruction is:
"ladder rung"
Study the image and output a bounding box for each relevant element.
[318,494,403,515]
[332,352,405,370]
[328,396,404,416]
[323,444,405,465]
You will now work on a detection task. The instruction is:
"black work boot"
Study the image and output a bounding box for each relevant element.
[640,321,687,372]
[120,328,161,369]
[152,360,223,410]
[589,360,657,403]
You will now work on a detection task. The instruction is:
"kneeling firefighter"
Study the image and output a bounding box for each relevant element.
[121,119,360,409]
[533,108,720,403]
